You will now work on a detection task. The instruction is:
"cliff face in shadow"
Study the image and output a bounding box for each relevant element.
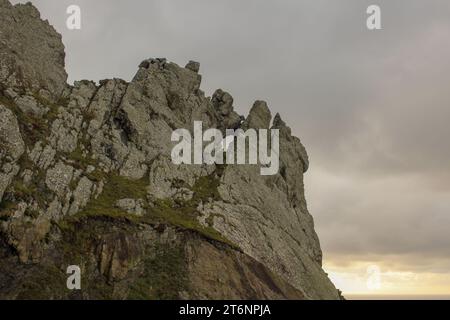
[0,0,341,299]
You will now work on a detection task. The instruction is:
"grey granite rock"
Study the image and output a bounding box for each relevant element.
[0,105,25,202]
[0,1,67,98]
[115,198,145,216]
[185,60,200,73]
[45,161,74,198]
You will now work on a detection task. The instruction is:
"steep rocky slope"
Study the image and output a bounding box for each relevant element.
[0,0,341,299]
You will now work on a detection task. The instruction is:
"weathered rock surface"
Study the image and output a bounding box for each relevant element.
[0,105,25,203]
[0,0,341,300]
[0,0,67,99]
[0,219,305,299]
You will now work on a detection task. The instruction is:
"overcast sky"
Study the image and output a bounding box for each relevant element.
[13,0,450,296]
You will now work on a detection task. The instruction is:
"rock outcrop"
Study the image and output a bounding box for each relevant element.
[0,0,341,299]
[0,0,67,99]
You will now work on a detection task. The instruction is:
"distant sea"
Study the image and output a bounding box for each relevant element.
[346,294,450,300]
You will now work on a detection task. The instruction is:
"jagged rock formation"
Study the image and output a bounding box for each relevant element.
[0,0,341,299]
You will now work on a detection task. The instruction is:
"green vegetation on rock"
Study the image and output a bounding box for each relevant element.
[76,174,148,220]
[0,92,58,146]
[71,167,237,249]
[128,243,188,300]
[146,167,238,249]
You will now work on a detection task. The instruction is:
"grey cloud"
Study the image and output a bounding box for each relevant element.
[307,169,450,259]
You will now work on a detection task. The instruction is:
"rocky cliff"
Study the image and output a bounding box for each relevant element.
[0,0,341,299]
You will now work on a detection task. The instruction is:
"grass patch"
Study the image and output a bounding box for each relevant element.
[190,173,222,203]
[72,167,237,249]
[0,92,16,109]
[15,264,68,300]
[144,168,238,249]
[128,243,188,300]
[146,199,236,249]
[32,92,66,123]
[76,174,148,220]
[10,180,36,200]
[4,155,50,209]
[14,108,49,146]
[0,92,50,146]
[0,91,67,147]
[68,144,97,170]
[66,137,106,183]
[0,201,17,221]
